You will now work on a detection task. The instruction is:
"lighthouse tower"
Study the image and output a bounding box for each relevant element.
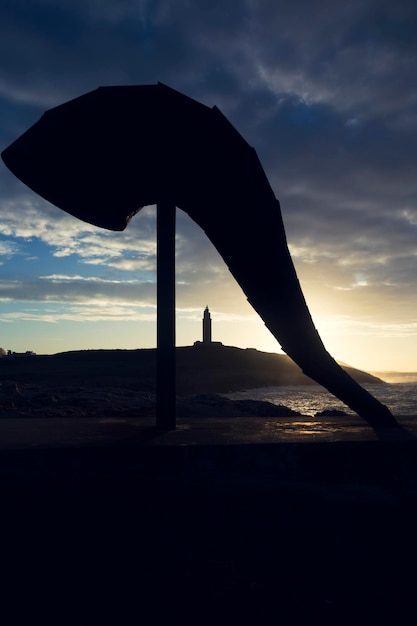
[202,306,212,344]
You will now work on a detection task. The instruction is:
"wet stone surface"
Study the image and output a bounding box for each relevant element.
[0,381,301,419]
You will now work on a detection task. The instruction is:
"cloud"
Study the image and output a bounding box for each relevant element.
[0,0,417,365]
[0,303,156,324]
[0,239,18,258]
[0,272,156,305]
[0,192,156,263]
[1,0,416,124]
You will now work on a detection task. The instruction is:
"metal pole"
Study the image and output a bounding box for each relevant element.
[156,201,176,429]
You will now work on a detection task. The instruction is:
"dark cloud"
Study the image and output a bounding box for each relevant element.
[0,0,416,363]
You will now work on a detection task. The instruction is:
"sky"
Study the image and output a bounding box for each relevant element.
[0,0,417,372]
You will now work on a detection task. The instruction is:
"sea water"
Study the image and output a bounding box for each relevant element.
[224,382,417,417]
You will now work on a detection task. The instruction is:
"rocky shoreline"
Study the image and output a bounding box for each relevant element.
[0,380,304,419]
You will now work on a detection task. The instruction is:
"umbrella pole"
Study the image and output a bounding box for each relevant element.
[156,200,176,429]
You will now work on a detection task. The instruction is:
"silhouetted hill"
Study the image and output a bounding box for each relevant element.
[177,345,383,393]
[0,344,384,394]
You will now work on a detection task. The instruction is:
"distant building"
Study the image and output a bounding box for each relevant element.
[203,306,212,344]
[1,349,35,357]
[194,307,223,347]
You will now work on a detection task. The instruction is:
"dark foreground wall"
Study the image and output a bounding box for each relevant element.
[1,433,417,625]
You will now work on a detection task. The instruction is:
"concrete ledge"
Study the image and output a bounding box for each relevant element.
[0,414,416,449]
[0,415,416,490]
[1,416,416,624]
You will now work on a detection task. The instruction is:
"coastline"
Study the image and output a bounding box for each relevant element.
[1,358,415,624]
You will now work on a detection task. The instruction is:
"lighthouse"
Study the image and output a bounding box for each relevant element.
[202,306,212,344]
[194,306,222,347]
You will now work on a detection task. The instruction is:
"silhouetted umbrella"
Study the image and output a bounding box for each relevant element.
[1,83,398,428]
[2,83,251,231]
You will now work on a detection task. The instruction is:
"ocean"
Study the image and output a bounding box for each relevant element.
[225,382,417,417]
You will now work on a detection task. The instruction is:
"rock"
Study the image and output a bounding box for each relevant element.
[315,409,348,417]
[176,394,301,418]
[0,383,298,419]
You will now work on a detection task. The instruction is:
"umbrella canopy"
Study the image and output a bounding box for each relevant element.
[1,83,256,231]
[1,83,398,427]
[1,83,277,283]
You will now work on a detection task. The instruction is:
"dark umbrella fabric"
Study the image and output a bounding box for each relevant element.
[1,83,397,427]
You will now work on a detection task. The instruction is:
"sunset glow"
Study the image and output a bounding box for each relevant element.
[1,1,417,373]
